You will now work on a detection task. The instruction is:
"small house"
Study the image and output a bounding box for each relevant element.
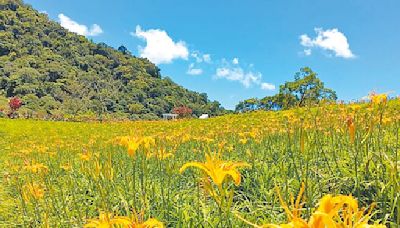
[162,113,178,120]
[199,114,209,119]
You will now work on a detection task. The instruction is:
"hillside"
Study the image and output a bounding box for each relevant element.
[0,0,225,120]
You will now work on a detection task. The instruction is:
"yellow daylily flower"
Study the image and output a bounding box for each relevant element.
[117,211,164,228]
[257,183,309,228]
[310,195,385,228]
[60,163,72,171]
[239,138,248,145]
[142,137,155,151]
[85,211,164,228]
[370,93,387,105]
[236,184,385,228]
[137,218,164,228]
[180,153,250,187]
[128,139,141,157]
[80,152,92,161]
[346,116,356,144]
[118,136,130,146]
[22,182,45,201]
[23,161,49,174]
[84,212,131,228]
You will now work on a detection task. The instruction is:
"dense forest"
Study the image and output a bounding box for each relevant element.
[0,0,225,120]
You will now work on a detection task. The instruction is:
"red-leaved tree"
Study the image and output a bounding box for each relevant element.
[8,97,22,118]
[172,106,193,118]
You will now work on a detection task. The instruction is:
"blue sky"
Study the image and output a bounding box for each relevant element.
[26,0,400,110]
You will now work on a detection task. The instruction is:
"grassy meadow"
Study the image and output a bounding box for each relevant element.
[0,97,399,227]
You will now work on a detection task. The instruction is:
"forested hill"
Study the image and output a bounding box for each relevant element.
[0,0,225,120]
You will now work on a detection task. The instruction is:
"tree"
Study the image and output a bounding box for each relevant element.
[209,101,225,116]
[235,98,260,113]
[172,106,193,118]
[8,96,22,118]
[128,103,144,114]
[236,67,337,112]
[259,95,282,110]
[280,67,337,107]
[117,45,130,55]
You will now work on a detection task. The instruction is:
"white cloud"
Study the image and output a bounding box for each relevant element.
[232,57,239,65]
[215,66,260,88]
[187,68,203,75]
[187,52,211,75]
[58,14,103,36]
[304,49,312,56]
[215,60,275,90]
[300,34,312,47]
[191,52,202,63]
[260,82,276,90]
[300,28,355,58]
[191,51,212,63]
[132,25,189,64]
[187,63,203,75]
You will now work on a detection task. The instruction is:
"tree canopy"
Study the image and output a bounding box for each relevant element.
[0,0,225,120]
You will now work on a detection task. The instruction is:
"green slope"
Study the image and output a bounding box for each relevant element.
[0,0,225,120]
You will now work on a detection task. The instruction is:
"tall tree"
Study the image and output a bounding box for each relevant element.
[236,67,337,112]
[280,67,337,107]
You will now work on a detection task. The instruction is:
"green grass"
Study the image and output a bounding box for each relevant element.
[0,101,399,227]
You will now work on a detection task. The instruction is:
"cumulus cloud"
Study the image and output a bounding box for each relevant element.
[186,52,211,75]
[132,25,189,64]
[300,28,355,58]
[187,68,203,75]
[187,63,203,75]
[58,14,103,36]
[261,82,276,90]
[215,67,261,88]
[215,60,274,90]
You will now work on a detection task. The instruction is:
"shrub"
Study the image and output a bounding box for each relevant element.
[172,106,193,118]
[8,97,22,118]
[9,97,22,112]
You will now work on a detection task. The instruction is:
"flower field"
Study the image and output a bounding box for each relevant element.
[0,96,399,227]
